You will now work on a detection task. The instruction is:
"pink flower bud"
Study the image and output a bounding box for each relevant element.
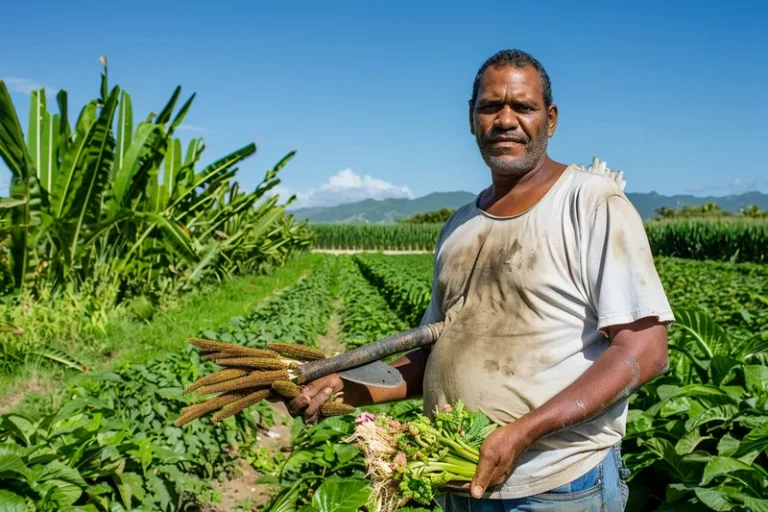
[388,420,401,429]
[441,404,453,412]
[354,412,377,424]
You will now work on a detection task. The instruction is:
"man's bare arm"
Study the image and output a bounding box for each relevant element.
[521,316,668,440]
[470,316,669,497]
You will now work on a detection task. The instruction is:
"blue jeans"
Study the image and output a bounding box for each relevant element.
[436,443,630,511]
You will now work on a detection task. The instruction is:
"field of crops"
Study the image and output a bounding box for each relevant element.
[310,219,768,263]
[2,251,765,511]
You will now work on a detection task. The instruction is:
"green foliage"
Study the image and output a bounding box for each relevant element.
[655,202,768,220]
[201,255,339,349]
[0,344,272,511]
[353,253,433,326]
[645,218,768,263]
[309,224,440,251]
[336,256,408,349]
[623,309,768,511]
[0,63,310,307]
[397,209,455,225]
[310,219,768,264]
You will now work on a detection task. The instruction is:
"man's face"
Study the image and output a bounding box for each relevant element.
[470,65,556,177]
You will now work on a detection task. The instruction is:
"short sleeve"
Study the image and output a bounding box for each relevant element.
[581,194,675,334]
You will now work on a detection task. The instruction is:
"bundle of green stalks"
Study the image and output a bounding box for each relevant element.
[174,338,354,427]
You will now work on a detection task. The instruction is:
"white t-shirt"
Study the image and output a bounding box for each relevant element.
[420,163,674,498]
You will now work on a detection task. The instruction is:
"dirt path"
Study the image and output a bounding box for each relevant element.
[209,403,294,511]
[316,300,346,356]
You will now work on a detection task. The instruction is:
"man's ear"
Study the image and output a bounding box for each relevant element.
[547,103,559,137]
[468,100,475,136]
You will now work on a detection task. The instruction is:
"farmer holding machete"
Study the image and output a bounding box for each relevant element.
[287,49,674,511]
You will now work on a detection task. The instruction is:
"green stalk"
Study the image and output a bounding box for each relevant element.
[436,434,480,463]
[409,462,476,478]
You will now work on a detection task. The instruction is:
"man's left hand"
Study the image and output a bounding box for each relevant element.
[470,420,535,498]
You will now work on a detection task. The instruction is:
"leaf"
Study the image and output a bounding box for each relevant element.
[672,308,730,359]
[717,433,740,457]
[700,456,757,485]
[115,90,133,175]
[311,479,371,512]
[736,422,768,457]
[0,490,27,512]
[0,454,26,476]
[742,497,768,512]
[744,365,768,395]
[676,428,709,455]
[40,460,87,487]
[710,356,741,386]
[694,488,734,511]
[0,81,34,179]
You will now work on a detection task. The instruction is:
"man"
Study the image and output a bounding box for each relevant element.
[288,49,674,511]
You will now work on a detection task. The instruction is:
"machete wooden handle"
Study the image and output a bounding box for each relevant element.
[295,321,444,385]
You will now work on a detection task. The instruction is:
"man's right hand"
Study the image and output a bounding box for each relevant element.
[285,374,344,426]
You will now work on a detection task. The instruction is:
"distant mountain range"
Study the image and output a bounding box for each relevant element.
[290,190,768,223]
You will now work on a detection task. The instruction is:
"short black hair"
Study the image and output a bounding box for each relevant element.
[470,49,553,108]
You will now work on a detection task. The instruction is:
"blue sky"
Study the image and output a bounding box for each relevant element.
[1,0,766,209]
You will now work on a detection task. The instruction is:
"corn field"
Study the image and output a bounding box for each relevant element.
[310,219,768,263]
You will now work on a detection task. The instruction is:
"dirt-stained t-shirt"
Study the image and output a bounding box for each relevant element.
[419,163,674,499]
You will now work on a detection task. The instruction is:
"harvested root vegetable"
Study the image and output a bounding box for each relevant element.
[266,342,327,361]
[200,370,290,394]
[272,379,301,399]
[320,400,356,416]
[175,390,251,427]
[344,401,497,512]
[188,338,279,358]
[176,337,356,426]
[212,357,288,370]
[182,368,248,395]
[211,388,273,423]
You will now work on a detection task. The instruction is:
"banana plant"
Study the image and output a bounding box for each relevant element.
[0,58,310,299]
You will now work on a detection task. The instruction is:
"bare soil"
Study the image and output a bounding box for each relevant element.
[209,402,294,511]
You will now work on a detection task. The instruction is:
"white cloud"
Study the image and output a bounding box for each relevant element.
[271,168,413,209]
[1,76,56,94]
[177,124,210,133]
[686,177,759,194]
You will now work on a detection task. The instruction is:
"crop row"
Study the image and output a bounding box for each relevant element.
[336,255,409,349]
[201,256,339,349]
[309,218,768,263]
[0,257,338,511]
[645,218,768,263]
[353,253,434,326]
[261,257,429,512]
[310,223,440,251]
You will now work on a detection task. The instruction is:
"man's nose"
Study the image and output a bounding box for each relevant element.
[494,105,518,130]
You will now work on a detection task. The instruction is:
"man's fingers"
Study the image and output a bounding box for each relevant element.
[470,453,497,499]
[304,387,335,419]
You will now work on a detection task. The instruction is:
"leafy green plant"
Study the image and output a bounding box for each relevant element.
[0,60,309,304]
[623,308,768,511]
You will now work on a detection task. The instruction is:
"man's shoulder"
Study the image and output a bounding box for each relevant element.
[563,163,631,218]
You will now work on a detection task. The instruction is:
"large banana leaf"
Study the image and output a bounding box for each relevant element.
[66,87,120,260]
[110,122,163,210]
[52,101,99,219]
[27,89,60,194]
[9,176,43,288]
[115,90,133,177]
[0,81,34,179]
